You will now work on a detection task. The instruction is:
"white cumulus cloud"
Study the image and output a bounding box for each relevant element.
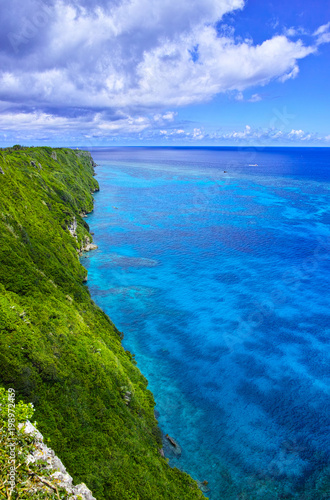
[0,0,329,141]
[0,0,322,112]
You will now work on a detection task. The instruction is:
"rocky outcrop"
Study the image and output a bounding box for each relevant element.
[30,161,42,169]
[75,150,97,168]
[68,217,77,239]
[0,166,4,174]
[80,236,98,253]
[18,421,96,500]
[196,480,210,493]
[120,386,132,405]
[67,217,97,255]
[51,151,57,161]
[164,434,182,456]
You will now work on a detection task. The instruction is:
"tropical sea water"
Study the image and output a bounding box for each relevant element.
[82,147,330,499]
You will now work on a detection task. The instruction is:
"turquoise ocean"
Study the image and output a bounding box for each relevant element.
[82,147,330,499]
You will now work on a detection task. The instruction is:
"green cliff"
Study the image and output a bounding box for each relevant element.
[0,147,205,499]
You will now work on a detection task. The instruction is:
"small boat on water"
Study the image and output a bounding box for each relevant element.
[249,164,258,166]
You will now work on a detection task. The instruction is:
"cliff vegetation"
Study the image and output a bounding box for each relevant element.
[0,146,205,500]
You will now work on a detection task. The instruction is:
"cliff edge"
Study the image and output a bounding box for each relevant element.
[0,146,205,500]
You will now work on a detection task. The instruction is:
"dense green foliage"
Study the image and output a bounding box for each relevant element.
[0,147,205,499]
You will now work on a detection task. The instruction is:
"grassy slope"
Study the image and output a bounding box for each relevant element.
[0,147,205,500]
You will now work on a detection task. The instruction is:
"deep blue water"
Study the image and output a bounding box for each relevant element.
[82,147,330,499]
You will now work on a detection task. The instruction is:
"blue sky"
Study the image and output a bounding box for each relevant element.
[0,0,329,146]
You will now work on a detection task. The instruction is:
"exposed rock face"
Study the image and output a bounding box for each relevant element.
[67,217,97,255]
[0,166,4,174]
[68,217,77,239]
[30,161,42,170]
[83,242,98,252]
[18,421,96,500]
[51,151,57,161]
[121,388,132,405]
[80,236,98,253]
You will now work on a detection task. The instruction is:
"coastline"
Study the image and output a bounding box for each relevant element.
[80,156,205,490]
[0,146,206,500]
